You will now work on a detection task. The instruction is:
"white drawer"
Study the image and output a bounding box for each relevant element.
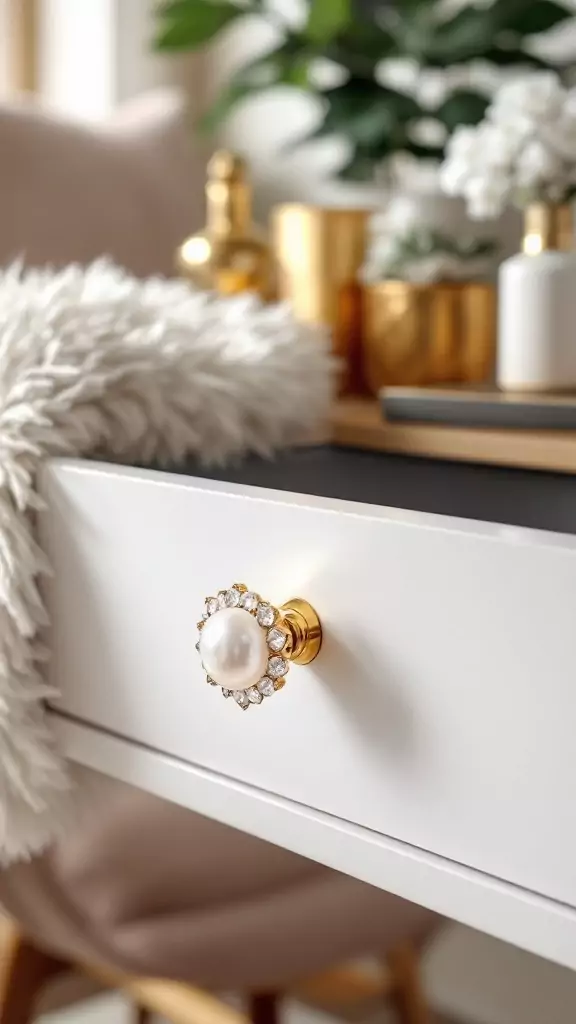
[39,459,576,912]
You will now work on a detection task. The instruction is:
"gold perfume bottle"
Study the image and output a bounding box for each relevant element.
[177,151,272,300]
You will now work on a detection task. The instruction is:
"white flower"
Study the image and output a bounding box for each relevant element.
[376,58,420,95]
[491,72,565,126]
[445,124,480,162]
[541,90,576,161]
[515,139,563,189]
[440,158,473,196]
[478,123,523,168]
[408,254,454,284]
[410,117,448,148]
[379,196,423,236]
[440,71,576,217]
[464,175,511,220]
[416,69,449,109]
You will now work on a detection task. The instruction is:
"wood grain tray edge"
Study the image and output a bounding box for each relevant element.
[329,398,576,475]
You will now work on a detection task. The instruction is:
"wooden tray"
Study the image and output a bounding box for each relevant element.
[330,397,576,474]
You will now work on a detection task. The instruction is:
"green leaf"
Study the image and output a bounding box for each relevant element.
[198,44,310,134]
[326,20,395,77]
[503,0,572,35]
[292,79,432,180]
[153,0,243,52]
[479,46,553,68]
[436,90,490,131]
[321,79,421,139]
[423,0,572,64]
[402,141,445,161]
[337,148,383,181]
[428,7,499,63]
[306,0,351,44]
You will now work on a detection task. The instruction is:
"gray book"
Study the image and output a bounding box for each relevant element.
[380,385,576,430]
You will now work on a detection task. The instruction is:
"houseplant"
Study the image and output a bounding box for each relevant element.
[361,197,497,390]
[440,71,576,391]
[154,0,575,182]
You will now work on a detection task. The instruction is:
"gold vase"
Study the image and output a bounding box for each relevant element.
[177,151,273,300]
[363,280,496,394]
[272,204,369,392]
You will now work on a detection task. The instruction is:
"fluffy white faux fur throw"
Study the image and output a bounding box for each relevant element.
[0,260,334,863]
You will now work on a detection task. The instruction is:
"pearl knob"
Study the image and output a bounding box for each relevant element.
[199,607,268,691]
[197,584,322,709]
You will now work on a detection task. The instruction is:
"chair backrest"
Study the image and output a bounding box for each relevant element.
[0,89,205,277]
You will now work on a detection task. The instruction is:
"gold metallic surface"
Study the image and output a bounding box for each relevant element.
[178,150,273,299]
[272,204,369,390]
[280,598,323,666]
[523,203,573,255]
[363,280,496,392]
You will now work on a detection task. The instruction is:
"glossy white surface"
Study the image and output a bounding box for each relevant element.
[38,460,576,909]
[199,607,269,691]
[52,713,576,973]
[498,251,576,390]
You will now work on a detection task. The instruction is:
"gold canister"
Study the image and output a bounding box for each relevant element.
[272,204,369,391]
[363,280,496,394]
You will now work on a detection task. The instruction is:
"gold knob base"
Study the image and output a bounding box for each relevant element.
[280,599,322,665]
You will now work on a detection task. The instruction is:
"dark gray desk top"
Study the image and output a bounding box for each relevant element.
[163,445,576,537]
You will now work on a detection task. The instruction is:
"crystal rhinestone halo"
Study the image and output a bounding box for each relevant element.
[197,584,292,709]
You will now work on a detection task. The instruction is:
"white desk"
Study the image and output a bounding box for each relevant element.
[39,446,576,973]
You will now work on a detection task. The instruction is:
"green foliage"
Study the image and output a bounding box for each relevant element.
[153,0,575,180]
[154,0,244,51]
[306,0,351,44]
[373,228,497,281]
[199,38,310,134]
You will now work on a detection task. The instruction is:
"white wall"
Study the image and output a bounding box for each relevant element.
[37,0,199,121]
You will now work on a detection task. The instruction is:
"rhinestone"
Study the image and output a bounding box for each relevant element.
[222,688,231,698]
[257,677,275,697]
[206,676,217,686]
[224,588,241,608]
[241,591,259,612]
[195,641,201,653]
[217,591,227,609]
[206,597,219,616]
[257,603,276,627]
[247,686,263,704]
[268,656,288,679]
[233,690,250,709]
[267,627,286,652]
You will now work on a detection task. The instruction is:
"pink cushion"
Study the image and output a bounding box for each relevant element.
[0,90,205,277]
[0,779,438,989]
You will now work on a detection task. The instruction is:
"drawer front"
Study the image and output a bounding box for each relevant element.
[39,461,576,907]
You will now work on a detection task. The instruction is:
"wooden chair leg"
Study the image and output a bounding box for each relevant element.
[133,1008,153,1024]
[386,943,430,1024]
[0,924,69,1024]
[247,993,281,1024]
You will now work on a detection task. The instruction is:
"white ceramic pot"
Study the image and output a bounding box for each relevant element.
[497,204,576,392]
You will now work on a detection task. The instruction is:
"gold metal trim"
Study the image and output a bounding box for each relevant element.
[523,202,573,255]
[280,598,322,666]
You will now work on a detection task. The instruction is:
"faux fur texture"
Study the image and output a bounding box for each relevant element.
[0,260,335,863]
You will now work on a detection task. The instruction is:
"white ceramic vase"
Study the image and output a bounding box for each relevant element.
[497,203,576,392]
